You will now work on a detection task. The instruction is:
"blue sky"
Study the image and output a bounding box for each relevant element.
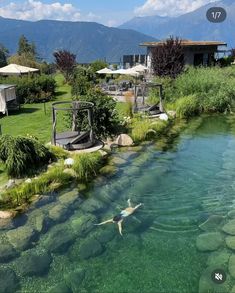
[0,0,217,26]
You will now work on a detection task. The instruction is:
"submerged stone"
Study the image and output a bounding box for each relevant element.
[228,210,235,219]
[225,236,235,250]
[196,232,223,252]
[0,218,14,230]
[0,243,19,263]
[48,204,69,223]
[94,228,116,244]
[79,237,104,259]
[6,226,37,251]
[229,255,235,278]
[58,189,80,206]
[47,282,72,293]
[99,165,117,177]
[28,210,50,234]
[199,215,224,232]
[0,268,20,293]
[17,252,52,276]
[110,156,127,166]
[70,213,96,237]
[206,250,231,267]
[222,219,235,235]
[43,224,75,253]
[81,198,106,213]
[64,268,85,292]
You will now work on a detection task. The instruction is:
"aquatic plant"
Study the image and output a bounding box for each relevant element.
[72,152,102,181]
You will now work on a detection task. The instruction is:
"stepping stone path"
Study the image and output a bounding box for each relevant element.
[0,242,19,263]
[222,219,235,235]
[206,250,231,267]
[70,213,96,236]
[48,204,69,223]
[196,232,223,252]
[199,215,224,232]
[6,226,37,251]
[226,236,235,250]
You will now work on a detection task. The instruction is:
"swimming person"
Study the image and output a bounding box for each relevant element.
[94,199,142,236]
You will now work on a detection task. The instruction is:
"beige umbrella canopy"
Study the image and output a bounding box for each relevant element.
[112,68,140,77]
[96,67,113,74]
[131,64,148,73]
[0,64,39,75]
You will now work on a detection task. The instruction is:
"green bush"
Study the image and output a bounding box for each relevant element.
[0,135,54,178]
[72,152,102,181]
[72,88,121,138]
[0,74,56,103]
[175,95,201,118]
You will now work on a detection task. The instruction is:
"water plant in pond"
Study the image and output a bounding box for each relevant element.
[72,152,103,181]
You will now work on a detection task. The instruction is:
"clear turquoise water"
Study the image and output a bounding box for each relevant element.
[1,115,235,293]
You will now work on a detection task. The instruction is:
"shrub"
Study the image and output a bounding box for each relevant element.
[0,135,54,178]
[47,145,70,160]
[175,95,201,118]
[72,152,102,181]
[0,74,56,103]
[71,88,121,138]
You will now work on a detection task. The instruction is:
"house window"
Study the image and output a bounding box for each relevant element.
[194,53,204,66]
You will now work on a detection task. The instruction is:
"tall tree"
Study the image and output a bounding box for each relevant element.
[17,35,36,59]
[53,50,76,82]
[151,36,184,78]
[0,44,8,67]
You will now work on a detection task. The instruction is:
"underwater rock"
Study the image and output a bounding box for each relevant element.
[115,134,133,146]
[222,219,235,235]
[196,232,223,252]
[48,204,69,223]
[94,228,116,244]
[43,224,75,253]
[199,265,231,293]
[80,198,106,213]
[47,282,72,293]
[0,211,15,219]
[118,151,139,161]
[206,250,231,267]
[229,255,235,278]
[28,210,50,233]
[79,237,104,259]
[225,236,235,250]
[199,215,224,232]
[58,189,80,207]
[70,213,96,237]
[6,226,37,251]
[31,195,55,209]
[64,268,85,292]
[231,285,235,293]
[17,252,52,276]
[99,165,118,177]
[0,243,19,263]
[227,210,235,219]
[110,156,127,166]
[0,268,19,293]
[0,218,14,230]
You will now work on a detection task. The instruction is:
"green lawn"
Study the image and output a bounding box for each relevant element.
[0,74,71,143]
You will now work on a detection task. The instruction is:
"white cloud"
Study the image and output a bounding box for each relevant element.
[0,0,81,21]
[135,0,217,17]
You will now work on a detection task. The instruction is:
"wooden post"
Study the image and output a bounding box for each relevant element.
[159,84,164,112]
[88,108,94,143]
[52,107,56,145]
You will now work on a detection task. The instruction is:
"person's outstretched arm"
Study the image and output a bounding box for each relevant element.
[134,203,142,211]
[94,219,113,226]
[117,220,123,236]
[127,198,132,207]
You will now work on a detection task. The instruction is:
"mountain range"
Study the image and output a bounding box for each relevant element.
[0,17,155,63]
[120,0,235,49]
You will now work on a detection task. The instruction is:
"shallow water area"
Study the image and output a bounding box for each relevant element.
[1,115,235,293]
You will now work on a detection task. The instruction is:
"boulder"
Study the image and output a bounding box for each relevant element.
[225,236,235,250]
[17,252,52,276]
[47,282,71,293]
[28,210,50,233]
[110,156,127,166]
[79,237,104,259]
[5,179,15,189]
[58,189,80,207]
[99,165,117,177]
[159,113,168,121]
[80,198,106,213]
[70,213,96,237]
[206,250,231,267]
[64,268,85,292]
[199,215,224,232]
[48,204,69,223]
[115,134,133,147]
[6,226,37,251]
[196,232,223,252]
[222,219,235,235]
[43,224,75,253]
[64,158,74,167]
[229,255,235,278]
[94,228,116,244]
[0,218,14,230]
[228,210,235,219]
[31,195,55,208]
[0,211,15,219]
[0,268,19,293]
[0,243,19,263]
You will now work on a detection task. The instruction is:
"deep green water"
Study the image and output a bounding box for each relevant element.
[1,115,235,293]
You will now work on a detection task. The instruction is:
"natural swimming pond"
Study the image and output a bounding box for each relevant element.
[1,115,235,293]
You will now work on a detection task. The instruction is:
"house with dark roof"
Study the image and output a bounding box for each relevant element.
[140,40,227,69]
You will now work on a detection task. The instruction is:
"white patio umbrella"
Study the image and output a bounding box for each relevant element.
[0,64,39,75]
[131,64,148,73]
[112,68,140,77]
[96,67,113,74]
